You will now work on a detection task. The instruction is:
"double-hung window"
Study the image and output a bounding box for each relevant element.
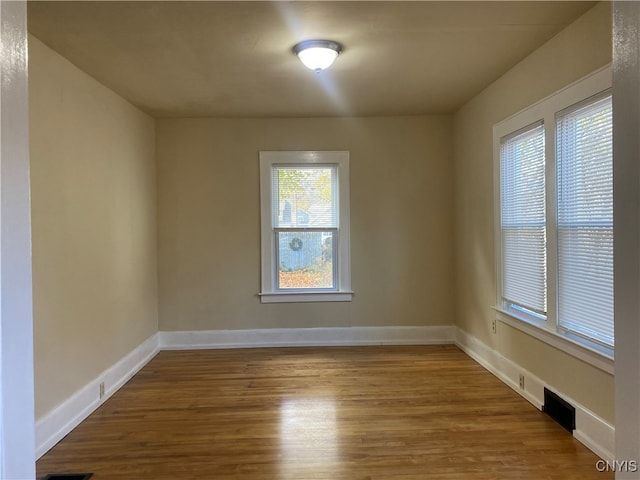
[495,66,613,367]
[259,151,352,303]
[500,123,547,320]
[556,93,613,348]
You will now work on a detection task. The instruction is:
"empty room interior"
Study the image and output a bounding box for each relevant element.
[17,0,632,478]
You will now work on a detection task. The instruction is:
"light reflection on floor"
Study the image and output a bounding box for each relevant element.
[279,396,340,476]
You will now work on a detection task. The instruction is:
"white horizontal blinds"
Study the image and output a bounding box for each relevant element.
[272,166,338,228]
[556,93,613,347]
[500,123,547,316]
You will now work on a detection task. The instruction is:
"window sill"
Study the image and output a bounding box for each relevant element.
[494,307,614,375]
[259,291,354,304]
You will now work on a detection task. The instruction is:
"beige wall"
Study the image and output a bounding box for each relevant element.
[29,36,158,418]
[452,2,614,423]
[156,116,453,331]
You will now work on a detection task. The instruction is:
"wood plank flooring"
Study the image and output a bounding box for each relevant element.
[36,345,611,479]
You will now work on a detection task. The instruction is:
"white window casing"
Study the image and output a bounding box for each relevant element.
[259,151,352,303]
[493,65,613,373]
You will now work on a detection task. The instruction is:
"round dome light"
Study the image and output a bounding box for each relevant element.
[293,40,343,72]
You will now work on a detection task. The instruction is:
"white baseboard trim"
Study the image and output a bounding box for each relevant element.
[159,326,455,350]
[573,409,616,463]
[454,327,615,462]
[35,333,160,459]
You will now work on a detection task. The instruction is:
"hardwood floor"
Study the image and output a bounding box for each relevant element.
[36,345,611,480]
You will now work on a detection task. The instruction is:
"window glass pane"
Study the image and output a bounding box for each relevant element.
[557,94,613,347]
[500,123,547,316]
[277,231,335,289]
[272,166,337,228]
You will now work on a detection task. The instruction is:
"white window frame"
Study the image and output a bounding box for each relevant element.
[493,66,614,373]
[259,151,353,303]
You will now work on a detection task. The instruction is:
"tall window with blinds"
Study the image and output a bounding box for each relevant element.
[493,67,612,361]
[556,93,613,348]
[500,123,547,319]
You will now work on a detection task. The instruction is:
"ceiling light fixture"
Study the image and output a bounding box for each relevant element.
[292,40,343,73]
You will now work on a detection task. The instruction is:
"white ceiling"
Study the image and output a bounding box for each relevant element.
[27,1,597,118]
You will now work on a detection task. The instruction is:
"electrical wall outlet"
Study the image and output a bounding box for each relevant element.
[99,381,105,399]
[519,374,525,390]
[491,319,497,334]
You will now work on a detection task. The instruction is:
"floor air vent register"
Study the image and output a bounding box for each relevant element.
[542,387,576,433]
